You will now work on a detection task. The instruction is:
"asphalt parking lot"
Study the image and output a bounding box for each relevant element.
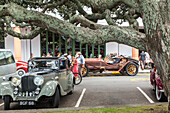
[0,73,168,112]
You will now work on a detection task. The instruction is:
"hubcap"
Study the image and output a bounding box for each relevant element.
[127,65,137,74]
[18,71,24,76]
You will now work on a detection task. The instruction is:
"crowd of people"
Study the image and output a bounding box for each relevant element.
[41,51,85,77]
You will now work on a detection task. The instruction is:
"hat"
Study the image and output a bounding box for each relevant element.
[75,54,79,58]
[77,52,81,55]
[63,53,68,56]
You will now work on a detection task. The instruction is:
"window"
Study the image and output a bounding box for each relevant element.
[4,51,15,64]
[0,51,6,66]
[60,60,66,69]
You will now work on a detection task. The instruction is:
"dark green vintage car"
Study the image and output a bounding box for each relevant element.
[0,57,74,110]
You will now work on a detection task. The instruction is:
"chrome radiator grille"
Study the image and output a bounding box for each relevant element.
[21,76,37,92]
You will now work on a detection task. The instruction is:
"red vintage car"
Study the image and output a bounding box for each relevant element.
[82,57,139,77]
[16,60,28,76]
[150,67,167,101]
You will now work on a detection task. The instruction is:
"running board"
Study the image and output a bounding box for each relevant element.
[103,71,120,74]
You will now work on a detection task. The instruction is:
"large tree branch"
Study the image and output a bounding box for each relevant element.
[70,0,87,16]
[42,0,68,13]
[5,17,43,39]
[0,3,146,50]
[86,0,139,13]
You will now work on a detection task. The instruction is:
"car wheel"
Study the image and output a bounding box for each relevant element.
[125,63,138,76]
[82,65,89,77]
[74,74,82,85]
[52,87,60,108]
[155,84,167,102]
[4,96,10,110]
[17,69,26,76]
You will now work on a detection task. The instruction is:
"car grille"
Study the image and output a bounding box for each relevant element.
[21,76,37,92]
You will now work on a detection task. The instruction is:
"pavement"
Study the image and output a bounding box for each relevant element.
[0,73,167,113]
[87,67,150,77]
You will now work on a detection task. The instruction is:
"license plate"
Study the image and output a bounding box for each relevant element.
[19,101,35,105]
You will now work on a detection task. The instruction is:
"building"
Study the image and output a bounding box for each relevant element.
[1,27,141,62]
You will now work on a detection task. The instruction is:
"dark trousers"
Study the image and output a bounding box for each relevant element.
[78,65,82,76]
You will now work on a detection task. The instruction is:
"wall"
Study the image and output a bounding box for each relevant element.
[5,27,40,62]
[106,42,132,57]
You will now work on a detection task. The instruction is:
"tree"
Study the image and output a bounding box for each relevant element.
[0,0,169,110]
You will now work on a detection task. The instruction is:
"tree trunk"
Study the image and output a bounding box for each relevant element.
[139,0,170,111]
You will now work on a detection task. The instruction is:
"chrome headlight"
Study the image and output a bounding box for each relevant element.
[34,76,44,86]
[11,76,21,86]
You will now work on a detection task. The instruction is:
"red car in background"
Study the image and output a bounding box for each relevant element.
[82,57,139,77]
[16,60,28,76]
[150,66,167,101]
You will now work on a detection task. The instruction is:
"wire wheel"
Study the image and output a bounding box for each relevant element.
[155,84,167,101]
[82,65,89,77]
[126,63,138,76]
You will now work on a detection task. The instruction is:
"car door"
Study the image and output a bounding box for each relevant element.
[58,59,68,91]
[0,51,7,83]
[3,51,16,75]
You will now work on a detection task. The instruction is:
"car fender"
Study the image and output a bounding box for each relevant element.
[37,80,67,100]
[0,81,14,98]
[150,69,155,85]
[155,74,164,91]
[17,65,28,72]
[118,61,131,71]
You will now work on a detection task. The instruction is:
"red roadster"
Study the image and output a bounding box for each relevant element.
[150,66,167,101]
[16,60,28,76]
[82,56,139,77]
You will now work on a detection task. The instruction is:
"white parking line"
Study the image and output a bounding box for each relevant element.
[0,103,4,106]
[75,88,86,107]
[137,87,154,103]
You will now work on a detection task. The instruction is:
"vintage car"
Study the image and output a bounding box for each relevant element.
[16,60,28,76]
[82,56,139,77]
[150,66,167,101]
[0,49,16,84]
[0,57,74,110]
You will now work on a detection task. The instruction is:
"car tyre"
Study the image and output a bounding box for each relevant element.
[155,84,167,102]
[82,65,89,77]
[74,74,82,85]
[4,96,10,110]
[17,69,26,76]
[52,87,60,108]
[125,63,138,76]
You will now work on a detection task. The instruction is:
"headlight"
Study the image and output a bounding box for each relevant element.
[11,77,21,86]
[34,76,44,86]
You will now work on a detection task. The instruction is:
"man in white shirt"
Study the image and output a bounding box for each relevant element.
[145,52,150,68]
[76,52,85,76]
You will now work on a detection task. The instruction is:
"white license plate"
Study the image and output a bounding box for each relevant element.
[19,101,35,105]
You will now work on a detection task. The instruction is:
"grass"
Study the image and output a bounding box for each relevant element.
[41,104,168,113]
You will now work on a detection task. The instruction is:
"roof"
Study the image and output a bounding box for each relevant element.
[0,49,12,51]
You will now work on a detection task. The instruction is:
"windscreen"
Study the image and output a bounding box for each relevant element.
[28,59,59,72]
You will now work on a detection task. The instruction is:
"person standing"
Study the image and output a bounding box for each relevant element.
[68,51,72,62]
[145,52,150,68]
[72,56,79,78]
[76,52,85,76]
[139,51,146,70]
